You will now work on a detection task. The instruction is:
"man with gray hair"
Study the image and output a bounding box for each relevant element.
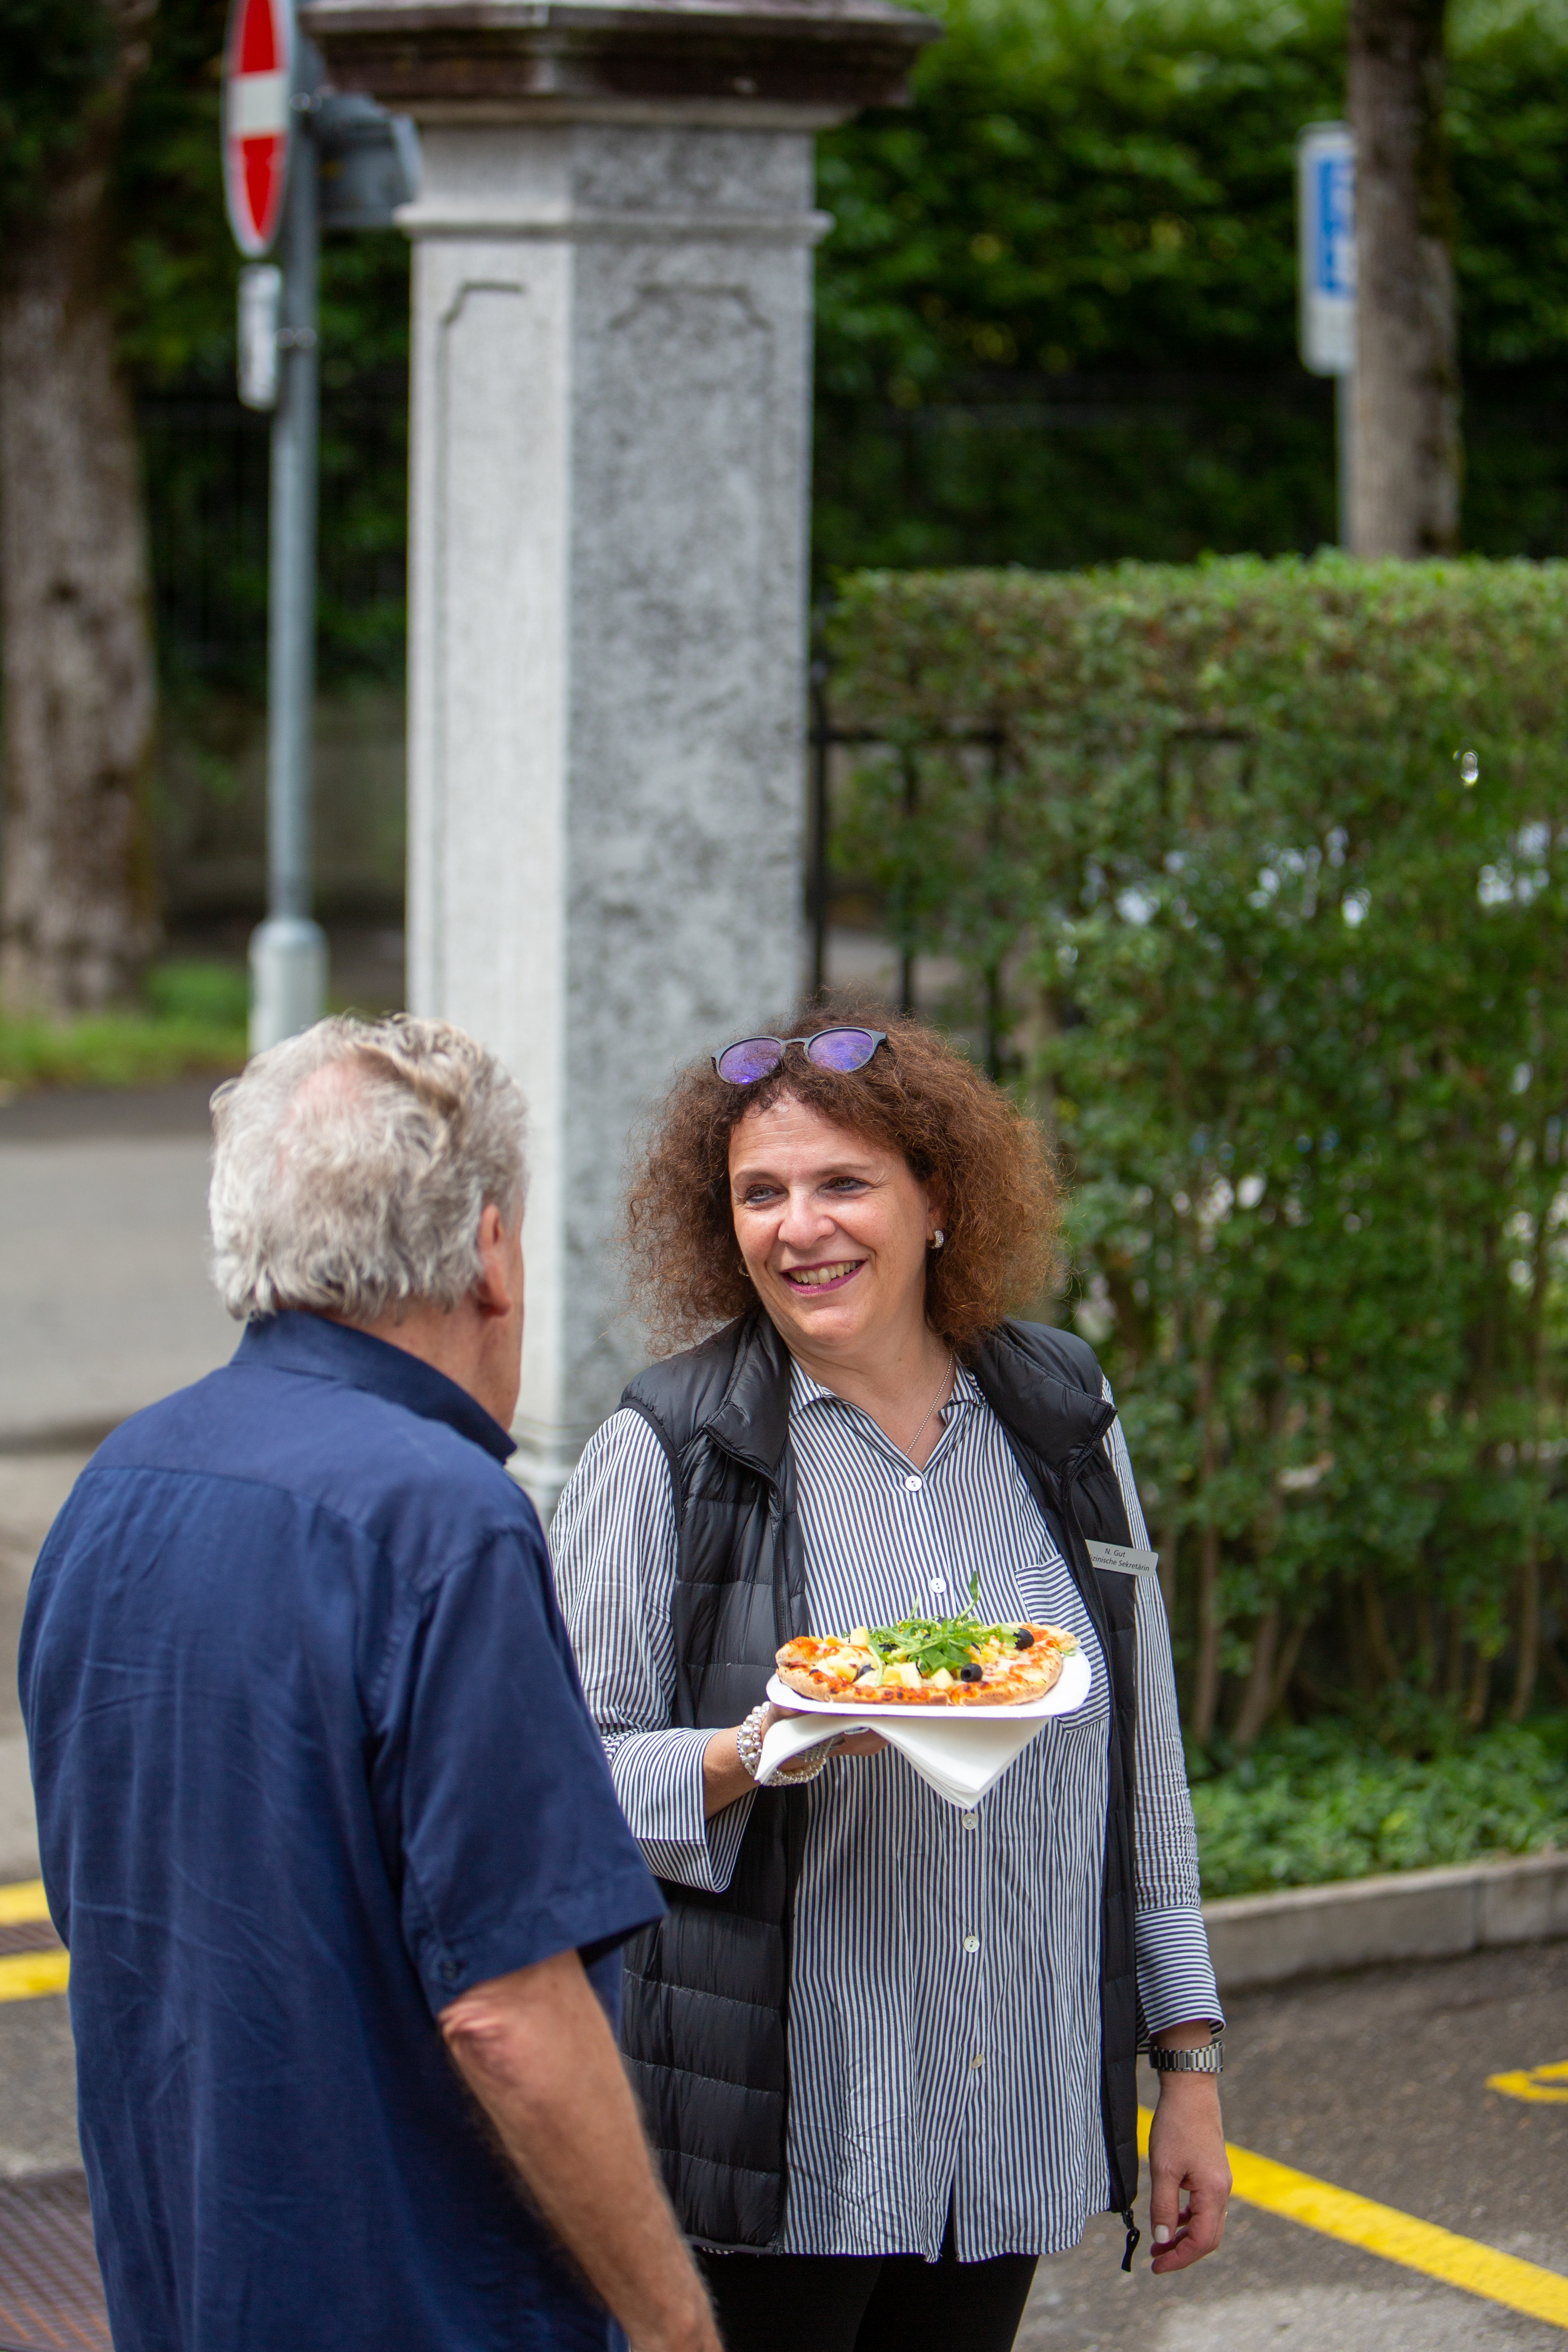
[20,1016,720,2352]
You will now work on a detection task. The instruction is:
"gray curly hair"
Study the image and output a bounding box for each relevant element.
[209,1014,528,1324]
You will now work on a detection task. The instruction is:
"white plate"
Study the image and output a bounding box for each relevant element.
[764,1649,1091,1723]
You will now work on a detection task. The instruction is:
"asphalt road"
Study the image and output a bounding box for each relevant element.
[0,1080,235,1453]
[1020,1938,1568,2349]
[2,1932,1565,2343]
[0,1080,233,1881]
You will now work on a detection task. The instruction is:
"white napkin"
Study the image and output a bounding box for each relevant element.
[755,1653,1090,1811]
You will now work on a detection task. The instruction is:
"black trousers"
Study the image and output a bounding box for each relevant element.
[696,2222,1038,2352]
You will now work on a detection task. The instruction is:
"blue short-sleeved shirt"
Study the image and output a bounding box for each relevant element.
[18,1313,664,2352]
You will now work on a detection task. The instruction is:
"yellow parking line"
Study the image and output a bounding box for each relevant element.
[1137,2107,1568,2329]
[0,1949,69,2003]
[1488,2061,1568,2105]
[0,1880,50,1926]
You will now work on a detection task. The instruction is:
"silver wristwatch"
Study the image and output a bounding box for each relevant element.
[1148,2041,1223,2075]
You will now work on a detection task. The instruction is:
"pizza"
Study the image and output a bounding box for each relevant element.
[775,1610,1078,1708]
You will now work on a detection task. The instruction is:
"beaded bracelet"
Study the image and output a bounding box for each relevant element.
[735,1701,834,1787]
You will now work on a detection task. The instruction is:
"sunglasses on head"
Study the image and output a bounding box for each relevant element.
[713,1027,889,1086]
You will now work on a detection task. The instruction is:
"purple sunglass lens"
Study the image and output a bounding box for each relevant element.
[806,1028,879,1073]
[716,1037,785,1085]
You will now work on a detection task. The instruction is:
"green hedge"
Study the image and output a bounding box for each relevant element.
[827,554,1568,1744]
[1193,1710,1568,1894]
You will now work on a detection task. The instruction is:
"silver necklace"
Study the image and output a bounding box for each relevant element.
[901,1355,955,1465]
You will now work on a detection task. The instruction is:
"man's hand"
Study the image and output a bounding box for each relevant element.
[1146,2028,1231,2275]
[441,1949,721,2352]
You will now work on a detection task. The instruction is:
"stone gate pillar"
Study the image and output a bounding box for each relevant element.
[303,0,933,1512]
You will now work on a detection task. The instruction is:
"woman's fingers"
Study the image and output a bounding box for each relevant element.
[1147,2082,1231,2274]
[761,1703,884,1758]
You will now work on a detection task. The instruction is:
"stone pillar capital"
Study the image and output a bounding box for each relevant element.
[300,0,939,126]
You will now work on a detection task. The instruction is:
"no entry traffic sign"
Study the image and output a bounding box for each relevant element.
[224,0,293,257]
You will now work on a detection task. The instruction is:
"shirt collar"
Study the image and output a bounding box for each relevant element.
[788,1356,983,1417]
[233,1312,516,1464]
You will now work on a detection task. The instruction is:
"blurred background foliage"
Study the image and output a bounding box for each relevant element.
[827,556,1568,1752]
[1190,1710,1568,1892]
[815,0,1568,567]
[34,0,1568,719]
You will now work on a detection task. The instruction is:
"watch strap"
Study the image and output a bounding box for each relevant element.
[1148,2041,1223,2075]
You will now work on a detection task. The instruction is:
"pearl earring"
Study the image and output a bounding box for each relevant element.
[929,1229,945,1250]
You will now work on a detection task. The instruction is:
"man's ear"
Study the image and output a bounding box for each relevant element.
[472,1203,517,1318]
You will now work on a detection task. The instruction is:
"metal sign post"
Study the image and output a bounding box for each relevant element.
[1297,121,1356,550]
[224,0,418,1053]
[250,101,328,1054]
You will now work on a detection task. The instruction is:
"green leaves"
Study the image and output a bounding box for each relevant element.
[813,0,1568,569]
[828,554,1568,1733]
[0,0,117,243]
[1192,1712,1568,1892]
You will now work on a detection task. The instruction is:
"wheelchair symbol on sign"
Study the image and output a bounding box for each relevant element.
[1487,2060,1568,2103]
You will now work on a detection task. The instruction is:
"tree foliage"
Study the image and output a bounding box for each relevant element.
[827,555,1568,1742]
[17,0,1566,704]
[0,0,117,241]
[814,0,1568,568]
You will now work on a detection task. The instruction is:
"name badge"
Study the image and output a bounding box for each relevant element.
[1085,1540,1160,1578]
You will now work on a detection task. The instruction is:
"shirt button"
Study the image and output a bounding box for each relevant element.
[970,2053,984,2071]
[903,1474,923,1493]
[438,1958,460,1984]
[928,1579,947,1596]
[961,1814,978,1833]
[962,1934,980,1955]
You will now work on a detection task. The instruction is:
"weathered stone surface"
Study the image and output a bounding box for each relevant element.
[305,0,932,1512]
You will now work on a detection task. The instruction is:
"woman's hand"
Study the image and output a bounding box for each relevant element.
[701,1704,884,1818]
[1146,2032,1231,2274]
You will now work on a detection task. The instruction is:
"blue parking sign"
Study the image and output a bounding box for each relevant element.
[1298,123,1355,375]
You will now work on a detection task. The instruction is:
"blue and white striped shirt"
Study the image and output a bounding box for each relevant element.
[552,1357,1220,2260]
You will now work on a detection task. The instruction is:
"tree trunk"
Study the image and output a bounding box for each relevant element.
[1509,1540,1539,1724]
[1231,1608,1280,1751]
[1190,1354,1222,1745]
[1361,1566,1402,1685]
[1347,0,1460,555]
[0,2,159,1016]
[1269,1615,1308,1717]
[1192,1525,1221,1745]
[1465,1643,1490,1727]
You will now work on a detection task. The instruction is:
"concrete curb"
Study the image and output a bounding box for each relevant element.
[1204,1848,1568,1992]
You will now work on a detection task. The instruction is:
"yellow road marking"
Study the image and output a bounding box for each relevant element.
[1137,2107,1568,2329]
[0,1880,50,1925]
[1488,2060,1568,2105]
[0,1949,69,2003]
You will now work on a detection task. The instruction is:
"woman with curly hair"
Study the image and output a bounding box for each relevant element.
[552,1006,1227,2352]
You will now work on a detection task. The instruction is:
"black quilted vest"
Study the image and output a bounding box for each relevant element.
[617,1310,1142,2253]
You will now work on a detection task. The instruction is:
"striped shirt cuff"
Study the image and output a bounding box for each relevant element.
[605,1726,756,1894]
[1136,1903,1225,2038]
